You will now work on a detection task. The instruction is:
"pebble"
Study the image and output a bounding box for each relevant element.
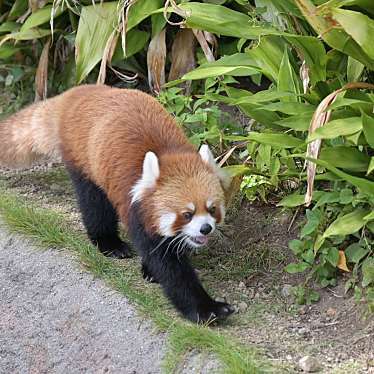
[326,307,336,317]
[298,356,321,372]
[237,301,248,312]
[281,284,293,298]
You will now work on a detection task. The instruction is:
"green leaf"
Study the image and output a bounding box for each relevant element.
[307,117,362,142]
[362,258,374,287]
[362,112,374,148]
[284,34,327,85]
[339,188,353,204]
[8,0,28,21]
[127,0,164,31]
[345,243,369,263]
[326,247,340,266]
[179,2,280,39]
[285,262,310,274]
[314,191,340,208]
[0,22,20,33]
[277,47,301,102]
[75,2,119,83]
[21,5,65,31]
[347,56,364,82]
[368,157,374,175]
[112,29,149,61]
[331,8,374,60]
[305,157,374,196]
[0,45,21,59]
[364,210,374,221]
[295,0,374,69]
[289,239,304,255]
[277,193,304,207]
[301,209,322,238]
[319,146,370,172]
[246,132,304,148]
[323,208,370,238]
[260,102,315,116]
[275,113,313,131]
[0,28,51,43]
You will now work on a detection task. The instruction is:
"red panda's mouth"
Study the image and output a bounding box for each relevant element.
[189,235,209,246]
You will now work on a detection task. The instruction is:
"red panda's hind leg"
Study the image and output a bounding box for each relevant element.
[66,165,132,259]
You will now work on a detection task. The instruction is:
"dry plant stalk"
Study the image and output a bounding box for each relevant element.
[305,82,374,206]
[163,0,189,26]
[147,29,166,94]
[35,38,51,102]
[192,29,215,63]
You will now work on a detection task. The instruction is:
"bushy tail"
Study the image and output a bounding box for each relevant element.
[0,97,62,168]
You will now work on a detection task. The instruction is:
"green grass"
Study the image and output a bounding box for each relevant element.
[0,190,286,373]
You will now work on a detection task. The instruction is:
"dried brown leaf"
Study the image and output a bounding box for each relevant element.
[305,82,374,206]
[35,38,50,102]
[338,250,350,272]
[147,28,166,94]
[97,30,119,85]
[168,28,196,87]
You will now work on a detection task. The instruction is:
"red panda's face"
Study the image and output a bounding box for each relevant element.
[131,145,231,249]
[158,197,225,248]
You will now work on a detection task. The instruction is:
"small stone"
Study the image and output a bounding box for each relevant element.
[281,284,293,298]
[215,297,226,303]
[238,281,246,289]
[326,307,336,317]
[50,183,60,191]
[298,356,321,372]
[238,301,248,312]
[299,306,307,315]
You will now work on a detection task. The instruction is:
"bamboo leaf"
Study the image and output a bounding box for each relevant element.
[277,47,301,101]
[305,157,374,196]
[21,5,65,31]
[331,8,374,60]
[323,208,370,238]
[307,117,362,142]
[75,2,119,83]
[319,146,370,172]
[362,112,374,148]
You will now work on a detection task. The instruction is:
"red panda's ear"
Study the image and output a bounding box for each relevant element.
[199,144,232,191]
[131,152,160,203]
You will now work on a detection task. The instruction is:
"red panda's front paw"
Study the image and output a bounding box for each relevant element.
[189,301,235,324]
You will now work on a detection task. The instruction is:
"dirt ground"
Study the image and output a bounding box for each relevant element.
[0,164,373,373]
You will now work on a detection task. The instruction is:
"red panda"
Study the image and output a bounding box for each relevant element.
[0,84,234,323]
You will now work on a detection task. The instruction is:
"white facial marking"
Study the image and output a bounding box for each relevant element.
[186,202,195,211]
[159,212,177,237]
[131,151,160,203]
[207,199,213,209]
[183,214,216,238]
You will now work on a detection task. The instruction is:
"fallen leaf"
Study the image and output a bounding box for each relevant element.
[147,28,166,94]
[35,38,50,101]
[337,250,350,272]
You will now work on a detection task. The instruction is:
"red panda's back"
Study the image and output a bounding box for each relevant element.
[59,84,194,221]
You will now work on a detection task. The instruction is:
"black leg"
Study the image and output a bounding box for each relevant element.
[66,165,132,259]
[129,204,234,323]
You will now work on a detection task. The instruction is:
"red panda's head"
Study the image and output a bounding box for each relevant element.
[131,145,231,248]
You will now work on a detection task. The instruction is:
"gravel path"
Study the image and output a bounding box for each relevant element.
[0,225,166,374]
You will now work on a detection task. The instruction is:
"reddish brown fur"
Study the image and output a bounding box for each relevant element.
[0,84,225,234]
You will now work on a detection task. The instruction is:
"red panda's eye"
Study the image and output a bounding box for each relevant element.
[183,212,193,221]
[208,206,216,215]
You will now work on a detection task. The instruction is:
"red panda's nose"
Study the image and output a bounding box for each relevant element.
[200,223,212,235]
